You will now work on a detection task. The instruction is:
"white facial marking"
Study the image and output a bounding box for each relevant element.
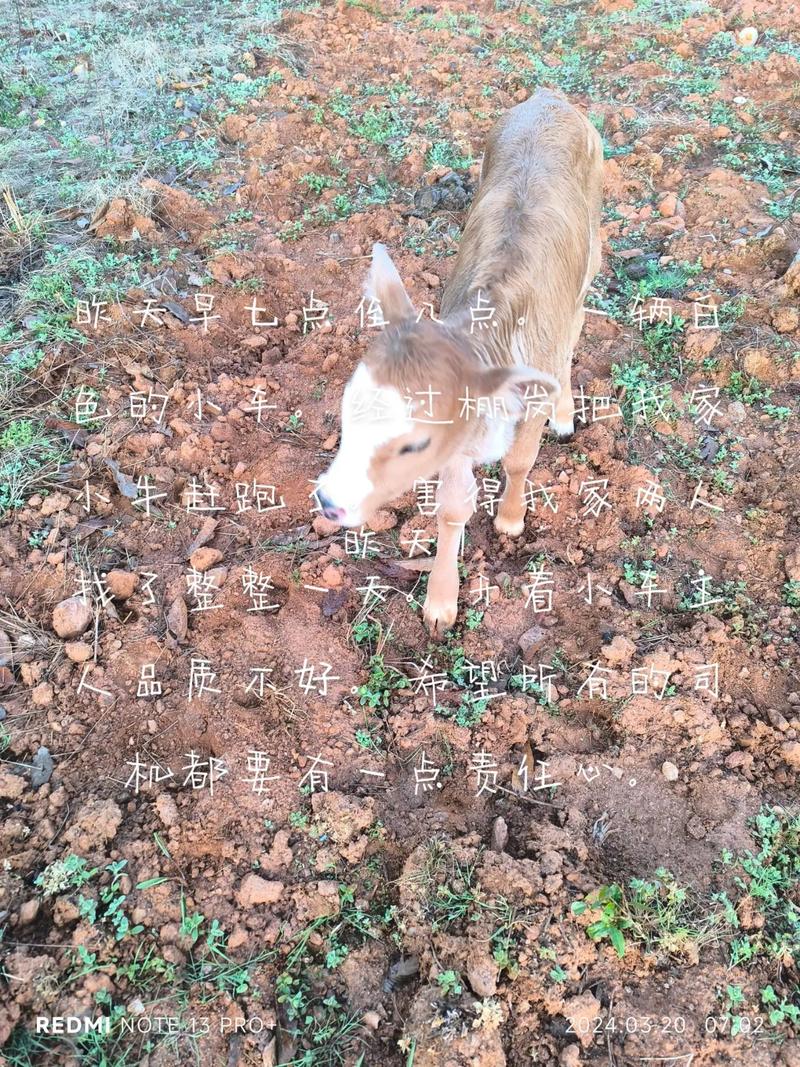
[318,363,413,525]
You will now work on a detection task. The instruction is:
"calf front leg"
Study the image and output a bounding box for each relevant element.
[495,414,546,537]
[423,457,475,638]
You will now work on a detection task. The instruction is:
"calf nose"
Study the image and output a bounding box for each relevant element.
[317,488,345,522]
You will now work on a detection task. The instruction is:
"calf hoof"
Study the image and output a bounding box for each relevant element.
[494,512,525,537]
[549,415,575,441]
[423,595,458,638]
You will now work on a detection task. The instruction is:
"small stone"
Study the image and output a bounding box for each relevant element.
[0,769,24,798]
[52,597,93,639]
[155,793,179,828]
[189,547,224,572]
[362,1011,380,1030]
[564,993,603,1049]
[105,569,138,600]
[40,492,71,517]
[772,306,799,334]
[166,598,188,640]
[466,948,499,997]
[601,634,636,667]
[560,1046,582,1067]
[490,816,508,852]
[657,192,678,217]
[30,746,54,788]
[312,515,341,536]
[18,899,40,925]
[367,509,397,532]
[228,926,249,950]
[0,630,12,667]
[779,742,800,770]
[321,564,342,588]
[240,334,269,350]
[662,761,679,781]
[31,682,54,707]
[236,874,284,907]
[518,625,546,660]
[65,641,93,663]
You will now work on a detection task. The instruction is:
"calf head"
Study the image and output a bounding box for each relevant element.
[316,244,556,527]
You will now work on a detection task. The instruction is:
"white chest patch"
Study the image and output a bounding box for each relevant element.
[473,414,517,463]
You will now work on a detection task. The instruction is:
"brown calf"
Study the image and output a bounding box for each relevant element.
[316,88,603,636]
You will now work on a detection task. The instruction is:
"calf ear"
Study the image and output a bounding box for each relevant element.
[364,243,415,325]
[478,365,562,418]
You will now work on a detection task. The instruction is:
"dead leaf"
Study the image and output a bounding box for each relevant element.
[103,458,138,500]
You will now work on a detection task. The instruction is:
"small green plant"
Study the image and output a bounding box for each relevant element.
[435,969,463,997]
[35,854,98,896]
[572,884,632,957]
[357,654,409,709]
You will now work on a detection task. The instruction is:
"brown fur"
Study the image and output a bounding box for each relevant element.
[318,89,604,636]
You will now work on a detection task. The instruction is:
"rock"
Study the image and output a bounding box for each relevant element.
[783,249,800,296]
[31,682,54,707]
[490,816,508,852]
[466,947,499,997]
[518,624,546,660]
[662,761,679,781]
[742,348,778,383]
[560,1046,582,1067]
[52,597,93,639]
[772,306,799,334]
[227,927,249,950]
[779,742,800,770]
[40,492,71,517]
[105,569,138,600]
[189,547,224,572]
[166,597,188,640]
[18,899,40,925]
[155,793,179,828]
[367,509,397,532]
[657,192,678,217]
[601,634,635,667]
[30,747,54,788]
[0,630,12,667]
[563,992,603,1049]
[64,799,123,851]
[294,880,341,923]
[241,334,269,350]
[785,547,800,584]
[65,641,93,663]
[259,830,293,873]
[321,564,342,588]
[236,874,284,907]
[312,515,341,536]
[0,769,24,799]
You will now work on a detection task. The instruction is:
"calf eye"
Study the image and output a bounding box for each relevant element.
[399,438,431,455]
